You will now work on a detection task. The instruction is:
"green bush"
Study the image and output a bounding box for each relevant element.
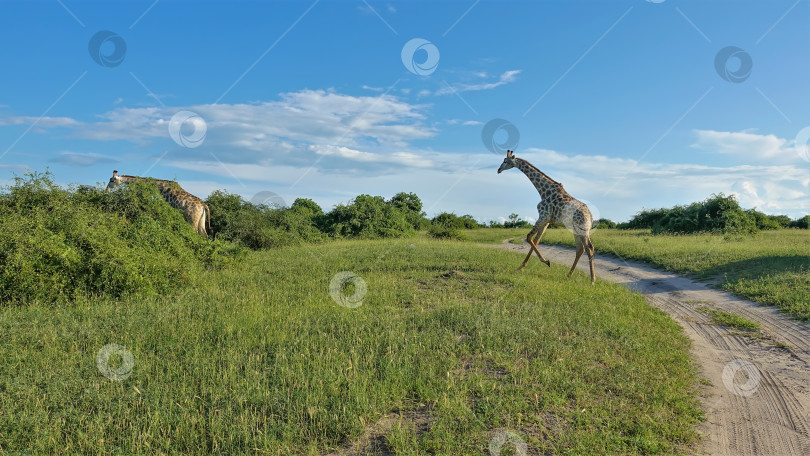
[594,218,617,229]
[431,212,480,230]
[205,191,324,249]
[790,215,810,229]
[503,213,531,229]
[624,194,758,235]
[747,210,783,230]
[427,224,468,240]
[619,208,669,230]
[0,172,239,303]
[325,194,415,239]
[390,192,430,230]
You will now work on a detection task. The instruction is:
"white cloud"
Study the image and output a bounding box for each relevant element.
[435,70,521,96]
[309,144,439,170]
[50,151,118,167]
[446,119,483,126]
[0,116,81,128]
[68,90,434,149]
[6,89,438,170]
[691,129,802,163]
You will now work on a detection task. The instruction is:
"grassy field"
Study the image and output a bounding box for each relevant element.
[0,238,702,454]
[466,227,810,320]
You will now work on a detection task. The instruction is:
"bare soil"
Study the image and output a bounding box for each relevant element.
[496,239,810,455]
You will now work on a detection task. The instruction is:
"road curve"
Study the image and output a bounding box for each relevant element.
[495,239,810,456]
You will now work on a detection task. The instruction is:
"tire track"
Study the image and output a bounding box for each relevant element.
[494,240,810,455]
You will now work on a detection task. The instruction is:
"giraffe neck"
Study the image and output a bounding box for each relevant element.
[513,158,564,201]
[118,175,198,207]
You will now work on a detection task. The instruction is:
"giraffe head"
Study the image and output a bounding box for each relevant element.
[105,170,123,192]
[497,150,517,174]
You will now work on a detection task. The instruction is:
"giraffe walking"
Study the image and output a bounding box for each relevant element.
[105,171,211,237]
[497,150,595,284]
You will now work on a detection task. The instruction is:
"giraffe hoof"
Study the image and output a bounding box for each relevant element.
[545,260,551,267]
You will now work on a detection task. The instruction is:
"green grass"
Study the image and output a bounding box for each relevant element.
[0,238,702,454]
[466,228,810,321]
[698,308,761,330]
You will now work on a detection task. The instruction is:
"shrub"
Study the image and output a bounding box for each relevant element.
[390,192,430,230]
[427,225,468,240]
[790,215,810,229]
[325,194,415,239]
[205,191,324,249]
[748,210,782,231]
[594,218,616,229]
[431,212,480,230]
[620,208,669,230]
[624,194,758,235]
[0,172,239,303]
[504,213,531,229]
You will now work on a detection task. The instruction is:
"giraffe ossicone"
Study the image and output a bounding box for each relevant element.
[106,170,211,237]
[497,150,596,285]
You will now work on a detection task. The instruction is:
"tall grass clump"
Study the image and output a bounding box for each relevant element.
[0,172,239,303]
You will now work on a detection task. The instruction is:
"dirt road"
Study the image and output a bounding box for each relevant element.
[496,239,810,455]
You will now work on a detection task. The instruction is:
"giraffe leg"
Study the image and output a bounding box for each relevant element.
[586,237,595,285]
[521,222,551,268]
[567,236,585,278]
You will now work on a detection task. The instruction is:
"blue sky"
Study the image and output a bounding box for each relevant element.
[0,0,808,223]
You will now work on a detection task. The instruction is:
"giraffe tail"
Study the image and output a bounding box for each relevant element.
[205,204,212,238]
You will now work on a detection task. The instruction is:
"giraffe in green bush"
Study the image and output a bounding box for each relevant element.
[105,170,211,237]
